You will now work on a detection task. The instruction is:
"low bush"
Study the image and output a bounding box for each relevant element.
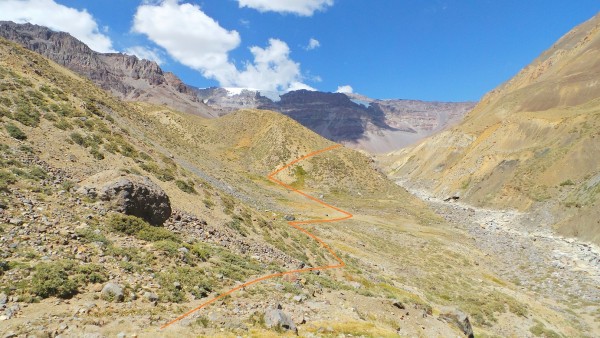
[108,214,147,235]
[175,180,197,194]
[5,123,26,140]
[0,170,16,192]
[31,262,78,299]
[109,214,179,242]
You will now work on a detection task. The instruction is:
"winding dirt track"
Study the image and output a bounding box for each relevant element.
[161,144,352,329]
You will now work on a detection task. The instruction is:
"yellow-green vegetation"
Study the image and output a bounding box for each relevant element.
[30,261,107,300]
[529,320,562,338]
[108,214,178,242]
[4,123,26,140]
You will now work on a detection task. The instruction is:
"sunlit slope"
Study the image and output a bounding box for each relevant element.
[385,13,600,244]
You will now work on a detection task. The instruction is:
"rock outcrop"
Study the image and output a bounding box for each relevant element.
[78,170,171,225]
[439,308,474,338]
[264,307,297,334]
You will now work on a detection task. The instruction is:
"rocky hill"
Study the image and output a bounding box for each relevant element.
[1,36,594,337]
[198,87,475,153]
[384,13,600,245]
[0,21,217,118]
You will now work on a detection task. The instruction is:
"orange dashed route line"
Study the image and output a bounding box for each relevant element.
[160,144,352,330]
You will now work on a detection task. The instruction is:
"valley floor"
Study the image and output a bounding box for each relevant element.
[397,180,600,335]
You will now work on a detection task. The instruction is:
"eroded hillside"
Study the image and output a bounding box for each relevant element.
[384,13,600,245]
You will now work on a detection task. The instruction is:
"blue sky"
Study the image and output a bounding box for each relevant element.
[1,1,599,101]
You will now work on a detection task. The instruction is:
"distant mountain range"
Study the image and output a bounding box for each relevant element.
[0,21,475,153]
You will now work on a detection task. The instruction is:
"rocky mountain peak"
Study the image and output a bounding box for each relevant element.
[0,21,216,117]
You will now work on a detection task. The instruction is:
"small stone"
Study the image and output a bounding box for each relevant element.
[293,295,307,303]
[283,215,296,221]
[173,282,182,290]
[117,333,126,338]
[0,293,7,305]
[393,301,405,309]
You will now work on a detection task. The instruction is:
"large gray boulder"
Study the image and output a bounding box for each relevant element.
[78,170,171,225]
[101,282,124,302]
[264,307,297,334]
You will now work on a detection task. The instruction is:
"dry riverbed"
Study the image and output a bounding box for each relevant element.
[397,180,600,335]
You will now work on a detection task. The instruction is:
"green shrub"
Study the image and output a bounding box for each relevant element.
[559,179,575,186]
[109,214,178,242]
[529,322,561,338]
[119,142,138,158]
[50,103,75,117]
[74,264,108,285]
[53,118,73,130]
[31,262,78,299]
[19,145,34,153]
[90,147,105,160]
[0,170,17,192]
[70,132,85,146]
[190,243,211,261]
[0,106,11,118]
[175,180,197,194]
[5,123,27,140]
[61,180,75,191]
[157,267,216,303]
[137,226,179,242]
[108,214,147,235]
[153,240,180,256]
[12,110,40,127]
[29,166,47,180]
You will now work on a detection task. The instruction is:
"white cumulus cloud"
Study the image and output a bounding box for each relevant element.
[125,46,165,65]
[133,0,312,93]
[133,0,241,84]
[237,0,334,16]
[305,38,320,50]
[0,0,114,52]
[335,85,353,94]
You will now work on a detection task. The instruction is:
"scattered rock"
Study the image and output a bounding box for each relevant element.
[4,304,19,319]
[8,218,23,226]
[284,215,296,221]
[143,292,159,302]
[392,300,405,309]
[0,293,7,305]
[78,170,171,225]
[101,282,124,302]
[264,308,297,334]
[292,294,307,303]
[439,308,474,338]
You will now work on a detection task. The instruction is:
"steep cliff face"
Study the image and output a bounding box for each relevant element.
[0,21,217,117]
[385,13,600,244]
